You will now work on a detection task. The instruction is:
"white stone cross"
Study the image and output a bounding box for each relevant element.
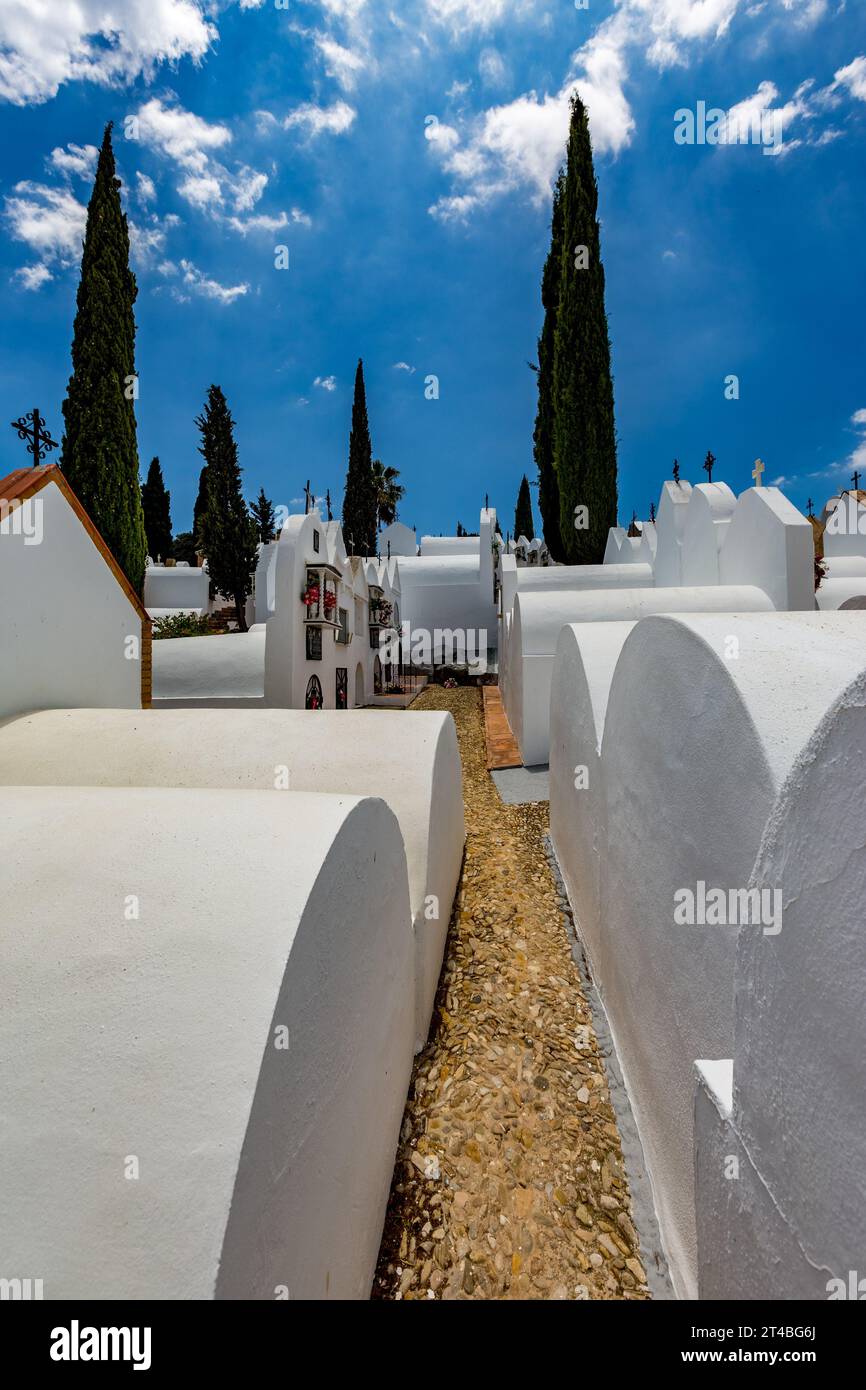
[752,458,765,488]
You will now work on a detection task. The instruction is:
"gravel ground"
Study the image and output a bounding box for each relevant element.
[373,686,650,1301]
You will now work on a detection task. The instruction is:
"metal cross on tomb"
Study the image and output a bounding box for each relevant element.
[304,479,313,514]
[703,450,716,484]
[10,407,58,466]
[325,489,333,522]
[807,497,815,517]
[852,470,862,493]
[672,459,680,484]
[752,458,765,488]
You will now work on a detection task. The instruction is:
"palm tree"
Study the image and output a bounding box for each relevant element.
[372,459,405,530]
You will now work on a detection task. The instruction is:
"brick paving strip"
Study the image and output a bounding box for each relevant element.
[373,686,650,1301]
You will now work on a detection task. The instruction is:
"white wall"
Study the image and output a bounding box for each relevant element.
[0,480,143,719]
[0,786,414,1299]
[719,487,815,611]
[0,706,465,1054]
[144,565,209,616]
[550,610,866,1298]
[695,663,866,1297]
[508,584,774,767]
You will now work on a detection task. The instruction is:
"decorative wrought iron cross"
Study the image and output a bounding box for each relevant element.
[10,407,58,466]
[852,470,862,493]
[806,497,814,517]
[304,479,313,514]
[649,502,656,523]
[325,489,333,522]
[703,450,716,483]
[672,459,680,484]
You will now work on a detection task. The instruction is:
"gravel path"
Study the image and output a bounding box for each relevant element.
[373,687,650,1301]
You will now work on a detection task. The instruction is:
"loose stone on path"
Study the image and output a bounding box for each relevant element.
[373,686,650,1301]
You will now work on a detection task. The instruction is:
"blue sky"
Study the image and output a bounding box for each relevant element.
[1,0,865,540]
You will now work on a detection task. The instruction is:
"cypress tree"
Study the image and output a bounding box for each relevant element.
[533,168,566,561]
[60,122,147,592]
[141,457,173,561]
[196,385,258,631]
[342,359,377,555]
[193,463,209,551]
[514,474,535,541]
[250,488,276,543]
[552,94,618,564]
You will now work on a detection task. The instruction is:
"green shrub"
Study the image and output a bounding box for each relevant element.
[152,612,212,640]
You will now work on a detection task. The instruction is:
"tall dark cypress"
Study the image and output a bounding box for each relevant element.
[552,94,618,564]
[196,385,258,631]
[193,464,209,550]
[141,457,173,561]
[533,168,566,561]
[250,488,276,544]
[514,474,535,541]
[342,359,377,555]
[60,123,147,592]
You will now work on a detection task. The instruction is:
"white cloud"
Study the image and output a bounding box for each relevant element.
[315,35,367,90]
[834,55,866,102]
[4,180,87,264]
[14,262,53,290]
[283,100,357,136]
[177,259,249,304]
[49,143,98,178]
[233,167,268,211]
[136,171,157,204]
[478,47,508,88]
[178,173,224,209]
[0,0,217,106]
[227,207,311,234]
[135,97,231,172]
[853,409,866,427]
[393,361,416,372]
[314,375,337,391]
[425,117,460,150]
[426,0,519,33]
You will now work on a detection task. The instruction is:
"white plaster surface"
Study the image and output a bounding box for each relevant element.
[508,584,773,766]
[815,576,866,610]
[548,621,636,975]
[652,479,693,587]
[695,664,866,1297]
[0,479,143,718]
[153,630,266,700]
[553,611,866,1299]
[0,707,464,1052]
[718,487,815,611]
[681,482,737,587]
[0,787,414,1299]
[144,565,210,617]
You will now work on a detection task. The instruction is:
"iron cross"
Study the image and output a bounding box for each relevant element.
[10,407,58,466]
[703,450,716,484]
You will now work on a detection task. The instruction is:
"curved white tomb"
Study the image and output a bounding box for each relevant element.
[0,787,415,1299]
[596,611,866,1298]
[0,707,464,1053]
[548,621,636,975]
[695,667,866,1297]
[508,584,774,767]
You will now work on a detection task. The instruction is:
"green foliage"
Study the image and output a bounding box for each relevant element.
[60,123,147,593]
[196,384,259,632]
[514,474,535,541]
[552,94,618,564]
[342,359,377,554]
[141,457,172,561]
[152,612,212,640]
[172,531,198,566]
[533,168,566,561]
[372,458,405,529]
[250,487,276,543]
